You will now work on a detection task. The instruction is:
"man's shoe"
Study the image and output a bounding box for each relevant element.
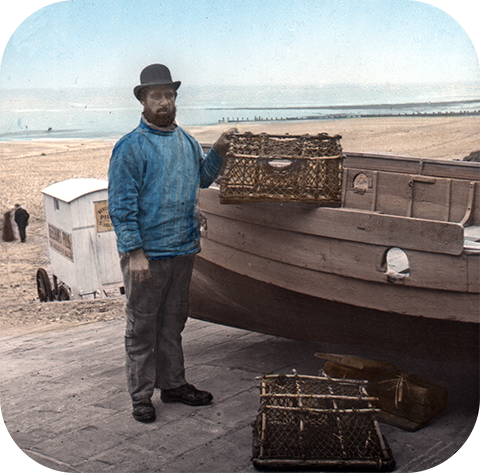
[161,384,213,406]
[132,400,156,423]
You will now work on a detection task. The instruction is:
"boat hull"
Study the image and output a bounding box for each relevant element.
[189,256,479,360]
[194,186,479,323]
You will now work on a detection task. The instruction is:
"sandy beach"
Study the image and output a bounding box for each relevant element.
[1,115,479,336]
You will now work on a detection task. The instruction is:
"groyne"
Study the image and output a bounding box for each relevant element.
[219,109,480,123]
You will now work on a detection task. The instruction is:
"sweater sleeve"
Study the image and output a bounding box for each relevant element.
[107,138,145,253]
[199,147,223,188]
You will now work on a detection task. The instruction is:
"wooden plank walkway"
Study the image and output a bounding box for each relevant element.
[1,317,478,472]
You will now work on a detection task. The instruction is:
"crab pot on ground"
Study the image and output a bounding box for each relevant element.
[252,373,395,471]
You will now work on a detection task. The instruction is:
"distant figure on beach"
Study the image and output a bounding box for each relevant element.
[108,64,232,423]
[2,211,15,242]
[14,204,30,242]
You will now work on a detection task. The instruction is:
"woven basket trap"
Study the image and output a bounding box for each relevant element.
[220,133,343,204]
[252,374,395,471]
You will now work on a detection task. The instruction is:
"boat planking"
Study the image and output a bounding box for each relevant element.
[189,148,480,357]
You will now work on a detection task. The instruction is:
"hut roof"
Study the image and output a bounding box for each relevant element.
[42,178,108,203]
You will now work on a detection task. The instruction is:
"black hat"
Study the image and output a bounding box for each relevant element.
[134,64,181,101]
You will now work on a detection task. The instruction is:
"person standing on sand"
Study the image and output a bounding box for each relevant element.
[2,210,15,242]
[108,64,231,423]
[14,204,29,243]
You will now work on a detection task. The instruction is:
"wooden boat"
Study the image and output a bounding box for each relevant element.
[189,147,480,359]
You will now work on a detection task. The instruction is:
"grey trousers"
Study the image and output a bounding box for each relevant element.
[120,253,196,404]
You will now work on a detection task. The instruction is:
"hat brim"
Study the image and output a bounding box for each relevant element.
[134,81,181,100]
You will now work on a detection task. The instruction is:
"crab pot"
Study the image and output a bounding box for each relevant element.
[252,374,395,471]
[220,132,343,205]
[41,178,123,300]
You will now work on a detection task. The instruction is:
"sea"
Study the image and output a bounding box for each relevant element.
[1,82,479,141]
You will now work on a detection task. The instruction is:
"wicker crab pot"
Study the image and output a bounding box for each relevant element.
[220,132,343,205]
[252,373,395,471]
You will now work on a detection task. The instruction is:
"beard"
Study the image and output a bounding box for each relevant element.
[144,104,176,128]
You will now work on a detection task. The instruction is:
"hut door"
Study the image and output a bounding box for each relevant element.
[93,201,123,291]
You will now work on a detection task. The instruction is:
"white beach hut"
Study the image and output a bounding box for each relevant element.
[38,178,123,301]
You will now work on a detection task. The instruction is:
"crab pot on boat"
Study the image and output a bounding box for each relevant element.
[37,179,123,302]
[190,134,480,358]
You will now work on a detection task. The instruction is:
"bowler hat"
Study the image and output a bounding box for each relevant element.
[134,64,181,100]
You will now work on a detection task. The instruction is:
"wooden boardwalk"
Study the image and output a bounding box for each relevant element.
[1,317,478,472]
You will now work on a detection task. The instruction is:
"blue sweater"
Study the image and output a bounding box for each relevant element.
[108,118,222,258]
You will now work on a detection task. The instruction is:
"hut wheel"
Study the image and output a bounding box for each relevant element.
[36,268,54,302]
[57,285,70,301]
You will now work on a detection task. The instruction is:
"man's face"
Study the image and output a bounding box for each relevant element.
[141,85,176,128]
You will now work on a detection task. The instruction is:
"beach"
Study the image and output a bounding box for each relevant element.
[1,115,479,336]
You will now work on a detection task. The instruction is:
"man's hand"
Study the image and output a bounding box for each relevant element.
[213,128,237,157]
[129,249,151,283]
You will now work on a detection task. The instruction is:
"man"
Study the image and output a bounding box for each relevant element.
[14,204,29,243]
[108,64,231,423]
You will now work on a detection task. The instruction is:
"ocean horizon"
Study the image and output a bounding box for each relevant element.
[1,81,479,141]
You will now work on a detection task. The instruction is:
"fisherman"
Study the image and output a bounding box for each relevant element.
[13,204,29,242]
[108,64,231,423]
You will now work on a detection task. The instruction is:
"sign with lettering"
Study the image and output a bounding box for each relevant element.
[94,201,114,233]
[48,224,74,261]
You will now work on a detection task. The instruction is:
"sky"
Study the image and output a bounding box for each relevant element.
[0,0,479,90]
[0,0,480,26]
